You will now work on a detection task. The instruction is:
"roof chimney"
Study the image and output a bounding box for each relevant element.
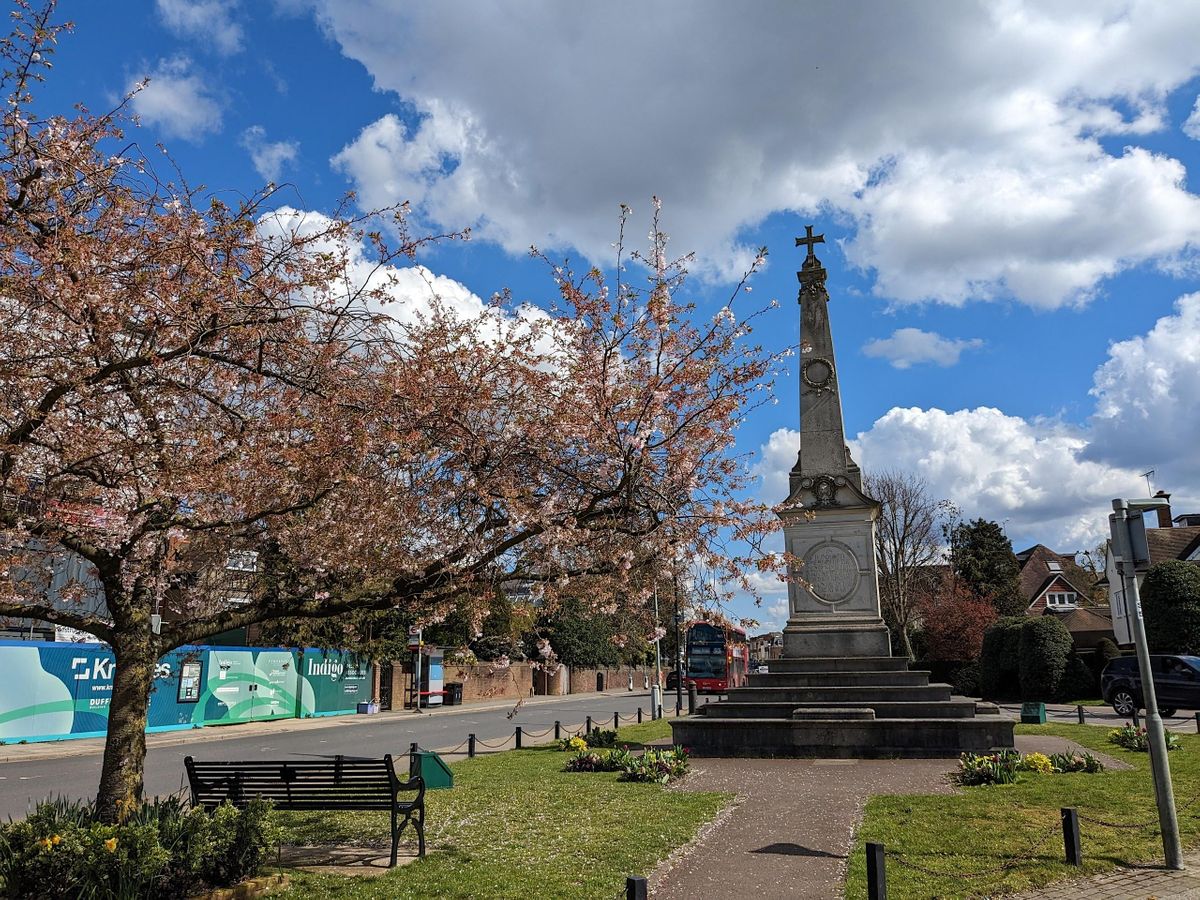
[1154,490,1173,528]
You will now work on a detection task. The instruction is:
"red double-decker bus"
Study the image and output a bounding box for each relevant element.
[684,621,749,693]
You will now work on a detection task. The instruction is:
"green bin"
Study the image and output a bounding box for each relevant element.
[409,749,454,790]
[1020,702,1046,724]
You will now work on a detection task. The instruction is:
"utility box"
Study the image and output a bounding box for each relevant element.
[409,749,454,790]
[1020,702,1047,724]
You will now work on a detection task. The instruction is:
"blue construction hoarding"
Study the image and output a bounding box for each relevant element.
[0,641,372,743]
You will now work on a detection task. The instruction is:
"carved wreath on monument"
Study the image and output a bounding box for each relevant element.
[801,539,860,604]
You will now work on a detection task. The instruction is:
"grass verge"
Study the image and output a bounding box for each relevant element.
[846,723,1200,898]
[272,718,727,899]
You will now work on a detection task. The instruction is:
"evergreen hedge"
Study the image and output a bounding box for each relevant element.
[1142,561,1200,655]
[979,617,1025,699]
[1018,616,1073,702]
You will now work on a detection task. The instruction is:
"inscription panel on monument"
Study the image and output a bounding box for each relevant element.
[801,540,860,604]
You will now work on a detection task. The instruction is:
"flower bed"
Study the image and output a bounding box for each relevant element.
[1109,723,1182,752]
[562,745,690,783]
[956,748,1105,785]
[0,796,276,899]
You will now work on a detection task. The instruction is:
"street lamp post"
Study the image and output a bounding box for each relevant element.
[673,565,684,716]
[1110,497,1183,870]
[651,582,663,720]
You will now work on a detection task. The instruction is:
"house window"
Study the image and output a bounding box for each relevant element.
[1046,592,1076,607]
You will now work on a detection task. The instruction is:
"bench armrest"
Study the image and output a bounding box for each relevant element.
[396,774,426,805]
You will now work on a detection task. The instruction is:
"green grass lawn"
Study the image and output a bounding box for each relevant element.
[270,719,728,899]
[846,723,1200,898]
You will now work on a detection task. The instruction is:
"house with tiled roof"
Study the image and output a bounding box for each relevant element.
[1015,544,1095,614]
[1105,491,1200,647]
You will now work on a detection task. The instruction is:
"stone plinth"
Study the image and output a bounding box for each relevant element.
[670,657,1014,758]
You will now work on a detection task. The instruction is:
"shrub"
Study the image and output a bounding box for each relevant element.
[979,618,1024,699]
[617,747,690,784]
[1090,637,1121,678]
[950,661,981,696]
[1059,653,1099,701]
[1109,723,1182,753]
[0,796,276,899]
[956,750,1020,786]
[1018,616,1073,701]
[1017,751,1054,774]
[583,727,618,749]
[1049,751,1105,774]
[1142,561,1200,655]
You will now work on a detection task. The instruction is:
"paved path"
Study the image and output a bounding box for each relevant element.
[0,689,666,819]
[647,731,1136,899]
[651,756,959,899]
[1013,852,1200,899]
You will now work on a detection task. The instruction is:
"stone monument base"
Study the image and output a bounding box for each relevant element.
[782,617,891,658]
[670,655,1015,758]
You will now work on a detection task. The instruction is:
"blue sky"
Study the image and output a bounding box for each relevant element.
[38,2,1200,629]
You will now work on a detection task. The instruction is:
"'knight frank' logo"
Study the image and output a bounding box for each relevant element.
[72,657,114,681]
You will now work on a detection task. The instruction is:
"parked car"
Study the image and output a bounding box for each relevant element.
[1101,654,1200,717]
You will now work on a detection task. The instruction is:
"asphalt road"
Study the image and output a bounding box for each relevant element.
[0,690,681,819]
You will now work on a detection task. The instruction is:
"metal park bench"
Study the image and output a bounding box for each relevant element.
[184,754,425,866]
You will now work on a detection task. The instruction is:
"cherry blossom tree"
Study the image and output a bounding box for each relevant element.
[0,4,782,819]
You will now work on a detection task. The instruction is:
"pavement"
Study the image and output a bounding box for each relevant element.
[1013,855,1200,899]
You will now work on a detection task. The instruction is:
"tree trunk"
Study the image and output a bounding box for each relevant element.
[94,632,157,822]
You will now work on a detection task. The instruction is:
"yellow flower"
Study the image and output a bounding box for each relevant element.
[104,837,118,852]
[1020,752,1054,774]
[568,735,588,752]
[38,838,52,851]
[51,834,61,846]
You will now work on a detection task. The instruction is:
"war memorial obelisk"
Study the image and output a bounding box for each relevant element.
[779,226,890,659]
[670,226,1015,757]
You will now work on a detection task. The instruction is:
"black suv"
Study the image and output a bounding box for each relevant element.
[1101,654,1200,717]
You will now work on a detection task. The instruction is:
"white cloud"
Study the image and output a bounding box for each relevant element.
[756,290,1200,549]
[129,57,222,141]
[156,0,243,55]
[240,126,299,183]
[1185,95,1200,140]
[1084,291,1200,492]
[312,1,1200,307]
[862,328,983,369]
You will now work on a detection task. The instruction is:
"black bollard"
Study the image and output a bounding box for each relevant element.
[555,720,561,741]
[586,715,592,735]
[1077,704,1085,725]
[468,733,476,758]
[1061,808,1082,866]
[638,706,643,724]
[1195,712,1200,734]
[625,875,648,900]
[688,684,697,715]
[866,842,887,900]
[1133,708,1141,729]
[614,711,620,730]
[515,726,523,749]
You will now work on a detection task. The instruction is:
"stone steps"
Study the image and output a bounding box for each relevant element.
[700,699,983,719]
[672,715,1016,758]
[747,670,931,687]
[765,656,911,673]
[729,684,954,704]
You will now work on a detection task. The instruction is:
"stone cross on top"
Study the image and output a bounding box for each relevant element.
[795,225,824,264]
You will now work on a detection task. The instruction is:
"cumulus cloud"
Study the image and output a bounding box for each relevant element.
[156,0,243,55]
[1185,96,1200,140]
[312,1,1200,307]
[756,288,1200,549]
[862,328,983,369]
[129,57,222,141]
[1084,291,1200,489]
[240,126,299,183]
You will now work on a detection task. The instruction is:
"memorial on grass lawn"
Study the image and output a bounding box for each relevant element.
[671,226,1015,757]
